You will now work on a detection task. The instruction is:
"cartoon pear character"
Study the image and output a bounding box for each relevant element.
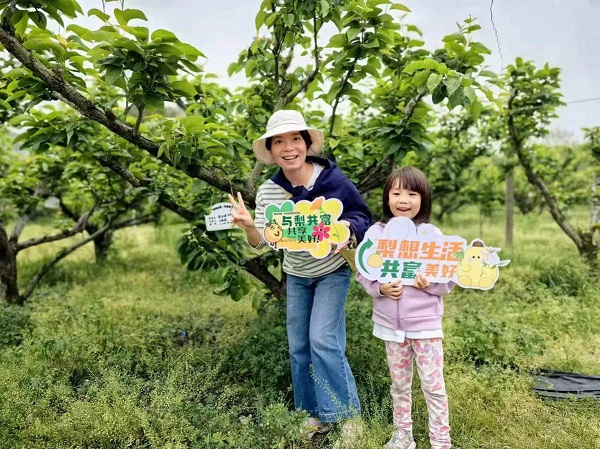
[457,240,501,289]
[264,222,283,245]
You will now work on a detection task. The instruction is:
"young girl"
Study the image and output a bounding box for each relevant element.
[357,167,453,449]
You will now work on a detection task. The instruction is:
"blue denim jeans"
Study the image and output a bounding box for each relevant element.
[286,265,361,422]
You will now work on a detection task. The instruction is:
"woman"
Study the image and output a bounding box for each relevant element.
[228,109,372,433]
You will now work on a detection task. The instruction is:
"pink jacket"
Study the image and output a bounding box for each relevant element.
[356,222,455,331]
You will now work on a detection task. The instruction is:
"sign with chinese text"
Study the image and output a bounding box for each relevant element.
[205,202,237,231]
[262,197,350,259]
[355,217,510,290]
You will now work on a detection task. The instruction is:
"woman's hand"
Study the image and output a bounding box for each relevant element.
[228,192,256,231]
[333,220,351,255]
[413,273,431,289]
[380,280,403,300]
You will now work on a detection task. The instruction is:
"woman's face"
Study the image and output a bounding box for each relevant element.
[270,131,308,171]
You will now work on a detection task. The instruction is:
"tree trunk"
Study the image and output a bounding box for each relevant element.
[578,232,599,271]
[0,223,20,304]
[505,167,514,246]
[93,229,113,261]
[242,258,286,300]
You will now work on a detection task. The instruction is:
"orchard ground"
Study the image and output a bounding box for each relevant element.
[0,207,598,449]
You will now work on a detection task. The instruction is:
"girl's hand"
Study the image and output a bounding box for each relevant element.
[333,220,351,255]
[414,273,431,289]
[228,192,256,231]
[380,280,403,300]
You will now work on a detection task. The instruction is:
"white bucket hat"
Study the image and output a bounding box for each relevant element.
[252,110,324,165]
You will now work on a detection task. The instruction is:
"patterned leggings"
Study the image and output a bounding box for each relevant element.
[385,338,451,449]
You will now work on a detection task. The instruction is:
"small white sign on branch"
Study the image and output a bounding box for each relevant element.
[205,202,236,231]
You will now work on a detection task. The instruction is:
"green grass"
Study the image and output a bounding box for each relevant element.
[1,208,599,448]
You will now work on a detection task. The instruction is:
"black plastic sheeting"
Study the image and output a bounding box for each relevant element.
[533,370,600,399]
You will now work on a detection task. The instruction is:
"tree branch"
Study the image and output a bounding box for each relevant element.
[8,183,48,244]
[242,256,285,299]
[245,161,263,198]
[328,55,359,143]
[285,13,320,104]
[133,104,144,137]
[19,221,112,303]
[94,155,199,220]
[9,214,29,244]
[111,213,160,231]
[355,93,425,193]
[16,205,96,252]
[0,27,247,200]
[508,92,583,249]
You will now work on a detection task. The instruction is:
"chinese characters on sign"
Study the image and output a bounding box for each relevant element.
[262,197,350,259]
[355,217,510,290]
[205,202,237,231]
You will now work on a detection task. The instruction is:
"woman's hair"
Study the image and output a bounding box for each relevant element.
[381,166,432,225]
[265,130,313,152]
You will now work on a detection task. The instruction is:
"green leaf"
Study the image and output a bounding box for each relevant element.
[327,33,347,48]
[431,86,445,104]
[170,80,197,97]
[104,66,123,85]
[52,0,77,17]
[23,39,66,58]
[120,25,149,41]
[13,10,29,36]
[245,59,258,78]
[466,24,481,33]
[426,73,443,92]
[66,24,90,38]
[347,27,360,42]
[88,8,110,21]
[442,33,467,45]
[447,87,464,109]
[143,93,165,110]
[180,116,205,134]
[265,12,279,27]
[231,286,244,302]
[115,9,148,26]
[8,114,34,126]
[412,69,430,87]
[479,70,496,78]
[332,115,342,136]
[444,76,462,96]
[29,11,47,30]
[44,6,65,27]
[470,100,482,120]
[361,63,379,78]
[151,29,178,42]
[284,13,294,27]
[390,3,411,12]
[255,10,267,31]
[402,60,426,74]
[174,42,205,59]
[463,85,477,103]
[362,38,380,49]
[3,68,28,78]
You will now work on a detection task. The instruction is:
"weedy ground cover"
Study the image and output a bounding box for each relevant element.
[0,208,598,448]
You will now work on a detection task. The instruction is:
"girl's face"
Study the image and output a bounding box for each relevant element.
[270,131,308,171]
[387,181,421,220]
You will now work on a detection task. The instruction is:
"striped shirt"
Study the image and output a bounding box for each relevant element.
[253,163,348,278]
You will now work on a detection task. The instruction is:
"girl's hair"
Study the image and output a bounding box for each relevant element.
[381,166,432,225]
[265,130,312,152]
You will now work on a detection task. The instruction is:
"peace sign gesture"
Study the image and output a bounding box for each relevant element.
[228,192,256,231]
